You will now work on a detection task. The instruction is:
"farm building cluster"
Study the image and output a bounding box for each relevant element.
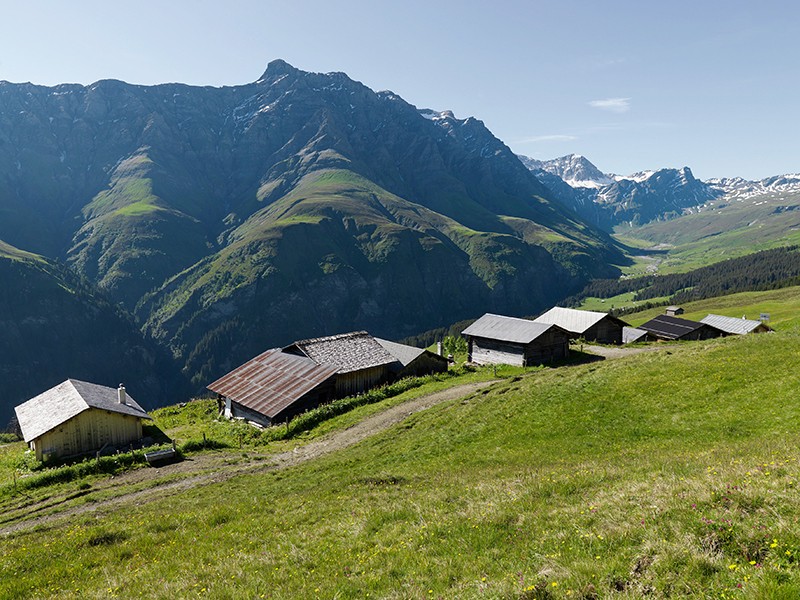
[462,307,771,367]
[13,304,770,462]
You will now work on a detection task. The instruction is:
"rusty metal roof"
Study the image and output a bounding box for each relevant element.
[285,331,398,374]
[207,348,338,418]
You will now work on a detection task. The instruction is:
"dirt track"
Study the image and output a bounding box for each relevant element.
[0,380,498,536]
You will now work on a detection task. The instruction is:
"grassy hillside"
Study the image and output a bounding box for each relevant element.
[624,285,800,330]
[3,332,800,598]
[615,189,800,274]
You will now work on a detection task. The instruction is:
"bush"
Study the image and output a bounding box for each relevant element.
[0,433,20,443]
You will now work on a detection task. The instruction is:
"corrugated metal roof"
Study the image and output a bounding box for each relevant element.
[622,326,649,344]
[462,313,556,344]
[286,331,397,374]
[700,314,770,335]
[374,338,426,367]
[533,306,623,335]
[638,314,715,340]
[15,379,151,443]
[207,348,338,419]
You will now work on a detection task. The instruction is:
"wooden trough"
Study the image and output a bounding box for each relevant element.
[144,446,179,466]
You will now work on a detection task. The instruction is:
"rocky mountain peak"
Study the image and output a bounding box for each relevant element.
[257,58,300,84]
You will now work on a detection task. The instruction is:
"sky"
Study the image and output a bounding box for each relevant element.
[1,1,798,180]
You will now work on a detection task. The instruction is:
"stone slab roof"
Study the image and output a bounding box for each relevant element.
[285,331,398,374]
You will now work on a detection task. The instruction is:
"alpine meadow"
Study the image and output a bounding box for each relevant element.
[3,5,800,598]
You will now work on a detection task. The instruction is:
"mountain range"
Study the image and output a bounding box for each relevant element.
[520,153,800,232]
[0,60,622,424]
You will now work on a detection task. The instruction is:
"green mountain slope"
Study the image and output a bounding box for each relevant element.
[3,333,800,597]
[0,242,187,427]
[140,169,605,385]
[0,61,623,392]
[616,188,800,272]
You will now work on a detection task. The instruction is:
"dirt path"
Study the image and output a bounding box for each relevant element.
[0,380,498,536]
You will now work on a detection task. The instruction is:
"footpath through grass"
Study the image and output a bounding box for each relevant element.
[3,334,800,598]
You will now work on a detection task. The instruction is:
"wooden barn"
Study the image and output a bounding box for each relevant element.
[375,338,449,378]
[207,348,338,427]
[533,307,628,344]
[638,314,726,341]
[700,314,772,335]
[462,313,571,367]
[14,379,151,462]
[283,331,398,397]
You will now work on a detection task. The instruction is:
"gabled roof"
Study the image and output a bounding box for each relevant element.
[533,306,626,334]
[207,348,338,419]
[638,314,721,340]
[462,313,561,344]
[15,379,150,443]
[700,314,771,335]
[374,338,427,367]
[622,326,650,344]
[284,331,397,374]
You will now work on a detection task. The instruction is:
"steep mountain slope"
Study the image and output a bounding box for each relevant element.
[0,61,622,390]
[0,242,186,427]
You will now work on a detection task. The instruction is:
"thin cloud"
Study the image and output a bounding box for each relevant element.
[517,134,578,144]
[588,98,631,113]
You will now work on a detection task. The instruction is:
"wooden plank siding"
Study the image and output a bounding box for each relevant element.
[335,365,391,397]
[468,329,570,367]
[583,319,624,345]
[31,409,143,461]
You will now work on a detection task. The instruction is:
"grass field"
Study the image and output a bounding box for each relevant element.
[3,330,800,598]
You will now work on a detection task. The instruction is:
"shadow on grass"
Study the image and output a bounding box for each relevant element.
[557,349,606,367]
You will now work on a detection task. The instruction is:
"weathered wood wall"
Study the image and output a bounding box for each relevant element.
[468,337,526,366]
[468,332,570,367]
[32,409,144,461]
[398,353,449,378]
[585,318,624,344]
[335,366,390,397]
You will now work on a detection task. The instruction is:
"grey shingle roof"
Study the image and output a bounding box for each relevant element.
[533,306,625,334]
[286,331,398,374]
[374,338,426,367]
[207,348,338,418]
[700,314,771,335]
[462,313,557,344]
[15,379,151,443]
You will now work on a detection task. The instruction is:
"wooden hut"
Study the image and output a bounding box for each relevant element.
[374,338,449,378]
[638,314,726,341]
[533,307,628,344]
[283,331,398,397]
[462,313,571,367]
[14,379,151,462]
[207,348,338,427]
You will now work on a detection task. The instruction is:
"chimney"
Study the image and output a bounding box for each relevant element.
[118,384,127,405]
[437,341,443,356]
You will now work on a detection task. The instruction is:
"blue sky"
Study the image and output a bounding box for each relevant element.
[2,1,797,180]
